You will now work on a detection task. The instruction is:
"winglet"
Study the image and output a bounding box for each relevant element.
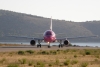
[50,16,52,31]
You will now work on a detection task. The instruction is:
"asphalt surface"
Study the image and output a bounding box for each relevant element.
[0,45,99,52]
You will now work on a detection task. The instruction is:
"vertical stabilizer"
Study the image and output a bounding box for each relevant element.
[50,17,52,30]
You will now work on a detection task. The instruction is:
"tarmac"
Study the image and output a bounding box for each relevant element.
[0,45,99,52]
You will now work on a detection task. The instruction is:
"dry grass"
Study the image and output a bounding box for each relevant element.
[0,48,100,67]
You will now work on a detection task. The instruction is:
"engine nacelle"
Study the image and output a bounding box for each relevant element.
[64,40,69,45]
[30,40,36,46]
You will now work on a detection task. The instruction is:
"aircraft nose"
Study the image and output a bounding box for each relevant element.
[44,36,52,42]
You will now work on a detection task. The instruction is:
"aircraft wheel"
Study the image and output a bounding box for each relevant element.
[58,45,61,48]
[48,45,50,48]
[59,44,63,48]
[37,44,39,48]
[37,44,41,48]
[61,44,63,48]
[39,44,41,48]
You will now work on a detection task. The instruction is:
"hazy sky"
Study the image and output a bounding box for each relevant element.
[0,0,100,22]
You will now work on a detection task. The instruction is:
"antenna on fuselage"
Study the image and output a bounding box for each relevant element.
[50,16,52,31]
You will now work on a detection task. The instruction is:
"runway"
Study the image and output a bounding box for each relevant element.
[0,45,99,52]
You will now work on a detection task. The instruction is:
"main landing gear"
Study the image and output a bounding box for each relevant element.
[37,44,41,48]
[58,40,63,48]
[37,40,42,48]
[58,44,63,48]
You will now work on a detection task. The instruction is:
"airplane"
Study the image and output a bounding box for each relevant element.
[8,17,97,48]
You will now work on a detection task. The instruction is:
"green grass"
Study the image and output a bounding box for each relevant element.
[26,50,34,54]
[28,61,34,66]
[71,60,78,65]
[74,54,77,58]
[7,64,19,67]
[18,58,27,64]
[55,59,60,65]
[79,62,88,67]
[36,61,45,67]
[0,58,7,64]
[18,51,25,55]
[63,59,70,66]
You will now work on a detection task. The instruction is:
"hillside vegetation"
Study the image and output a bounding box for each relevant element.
[0,10,100,42]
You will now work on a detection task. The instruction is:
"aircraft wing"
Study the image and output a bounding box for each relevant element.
[7,36,44,40]
[67,35,98,39]
[56,35,98,40]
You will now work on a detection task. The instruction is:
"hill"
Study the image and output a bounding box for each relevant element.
[0,10,100,42]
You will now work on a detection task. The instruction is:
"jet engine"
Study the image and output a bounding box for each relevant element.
[64,40,69,45]
[30,40,36,46]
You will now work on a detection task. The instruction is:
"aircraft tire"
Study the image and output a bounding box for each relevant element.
[37,44,41,48]
[58,45,61,48]
[61,44,63,48]
[59,44,63,48]
[37,45,39,48]
[40,44,41,48]
[48,46,50,48]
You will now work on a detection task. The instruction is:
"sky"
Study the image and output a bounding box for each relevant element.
[0,0,100,22]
